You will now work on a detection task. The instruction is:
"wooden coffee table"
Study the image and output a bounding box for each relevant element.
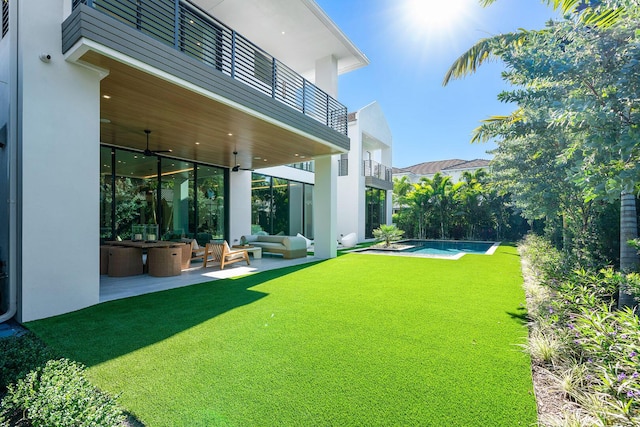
[232,245,262,259]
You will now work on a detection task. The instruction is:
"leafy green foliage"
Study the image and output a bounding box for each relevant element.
[520,235,640,424]
[393,170,525,241]
[0,333,56,393]
[0,359,124,427]
[372,224,404,247]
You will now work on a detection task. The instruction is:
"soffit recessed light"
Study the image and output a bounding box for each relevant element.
[100,118,111,124]
[227,133,233,136]
[102,95,111,99]
[195,141,200,145]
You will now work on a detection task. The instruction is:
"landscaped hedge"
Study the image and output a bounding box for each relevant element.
[520,234,640,426]
[0,333,125,427]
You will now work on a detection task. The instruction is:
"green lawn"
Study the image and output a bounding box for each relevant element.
[28,245,536,426]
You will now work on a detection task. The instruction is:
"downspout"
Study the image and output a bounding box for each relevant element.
[0,0,18,323]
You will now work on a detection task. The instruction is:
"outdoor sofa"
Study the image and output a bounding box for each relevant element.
[241,235,307,259]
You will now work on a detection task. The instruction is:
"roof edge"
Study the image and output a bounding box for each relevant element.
[302,0,370,74]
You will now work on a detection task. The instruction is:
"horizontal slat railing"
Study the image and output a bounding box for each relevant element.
[73,0,348,135]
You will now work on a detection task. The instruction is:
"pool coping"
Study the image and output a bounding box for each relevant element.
[349,240,501,259]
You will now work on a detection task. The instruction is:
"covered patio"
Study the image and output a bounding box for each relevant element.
[100,254,320,303]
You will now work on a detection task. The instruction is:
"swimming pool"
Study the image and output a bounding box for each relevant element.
[357,240,499,258]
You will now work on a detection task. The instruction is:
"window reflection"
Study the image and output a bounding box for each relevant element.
[100,146,225,244]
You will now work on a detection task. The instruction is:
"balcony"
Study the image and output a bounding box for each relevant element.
[71,0,348,136]
[363,160,393,190]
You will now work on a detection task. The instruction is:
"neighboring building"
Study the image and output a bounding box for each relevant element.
[0,0,368,321]
[393,159,491,184]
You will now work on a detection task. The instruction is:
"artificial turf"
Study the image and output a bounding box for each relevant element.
[27,245,536,426]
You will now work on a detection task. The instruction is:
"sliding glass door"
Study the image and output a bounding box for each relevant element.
[100,146,226,244]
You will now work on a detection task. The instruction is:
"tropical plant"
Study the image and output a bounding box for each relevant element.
[445,0,640,306]
[372,224,405,247]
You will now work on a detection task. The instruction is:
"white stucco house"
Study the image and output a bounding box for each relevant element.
[0,0,369,322]
[338,102,393,242]
[251,100,393,245]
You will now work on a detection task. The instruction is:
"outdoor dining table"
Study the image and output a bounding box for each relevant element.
[107,240,177,249]
[105,240,187,277]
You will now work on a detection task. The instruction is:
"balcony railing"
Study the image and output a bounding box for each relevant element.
[363,160,392,182]
[73,0,348,135]
[287,161,315,173]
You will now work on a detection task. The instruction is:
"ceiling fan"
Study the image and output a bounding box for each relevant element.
[143,129,172,156]
[232,151,254,172]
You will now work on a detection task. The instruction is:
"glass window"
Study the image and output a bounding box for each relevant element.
[160,159,194,240]
[100,147,114,241]
[271,177,289,235]
[196,165,225,244]
[304,183,314,239]
[251,173,313,237]
[251,174,271,234]
[101,146,227,243]
[365,188,387,238]
[113,150,157,240]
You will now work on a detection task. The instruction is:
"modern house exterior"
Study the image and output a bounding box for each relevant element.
[393,159,491,184]
[252,101,394,244]
[0,0,368,322]
[338,102,393,241]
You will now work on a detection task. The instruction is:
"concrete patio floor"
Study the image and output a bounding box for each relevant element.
[100,254,320,303]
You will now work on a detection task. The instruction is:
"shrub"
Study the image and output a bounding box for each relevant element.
[0,358,124,427]
[519,235,640,425]
[0,333,56,394]
[372,224,405,247]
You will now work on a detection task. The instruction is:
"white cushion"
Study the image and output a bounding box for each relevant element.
[296,233,313,249]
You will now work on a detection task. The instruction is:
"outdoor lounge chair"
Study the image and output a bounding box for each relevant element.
[203,241,250,269]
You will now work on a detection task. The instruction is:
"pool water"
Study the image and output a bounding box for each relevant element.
[402,240,495,255]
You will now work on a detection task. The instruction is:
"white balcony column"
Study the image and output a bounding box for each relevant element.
[314,55,338,98]
[229,170,252,245]
[313,155,338,259]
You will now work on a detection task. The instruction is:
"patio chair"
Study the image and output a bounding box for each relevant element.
[203,241,250,270]
[187,239,208,266]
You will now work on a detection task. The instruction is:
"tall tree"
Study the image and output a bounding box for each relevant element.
[444,0,640,306]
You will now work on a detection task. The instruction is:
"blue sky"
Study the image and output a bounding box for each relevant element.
[315,0,561,168]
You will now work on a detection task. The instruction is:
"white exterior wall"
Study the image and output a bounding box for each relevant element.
[313,155,337,258]
[338,102,393,243]
[255,166,314,185]
[338,120,364,240]
[18,0,102,321]
[229,171,252,245]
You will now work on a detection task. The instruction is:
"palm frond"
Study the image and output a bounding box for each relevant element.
[442,32,529,86]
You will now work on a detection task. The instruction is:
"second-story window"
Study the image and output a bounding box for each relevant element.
[2,0,8,39]
[339,154,349,176]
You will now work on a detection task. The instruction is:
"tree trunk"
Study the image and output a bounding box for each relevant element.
[619,191,638,309]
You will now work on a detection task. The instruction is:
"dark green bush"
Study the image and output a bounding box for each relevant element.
[0,358,124,427]
[0,333,56,393]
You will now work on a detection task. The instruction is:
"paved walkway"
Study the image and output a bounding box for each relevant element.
[100,254,320,303]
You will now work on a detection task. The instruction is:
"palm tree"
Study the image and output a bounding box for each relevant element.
[373,224,405,248]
